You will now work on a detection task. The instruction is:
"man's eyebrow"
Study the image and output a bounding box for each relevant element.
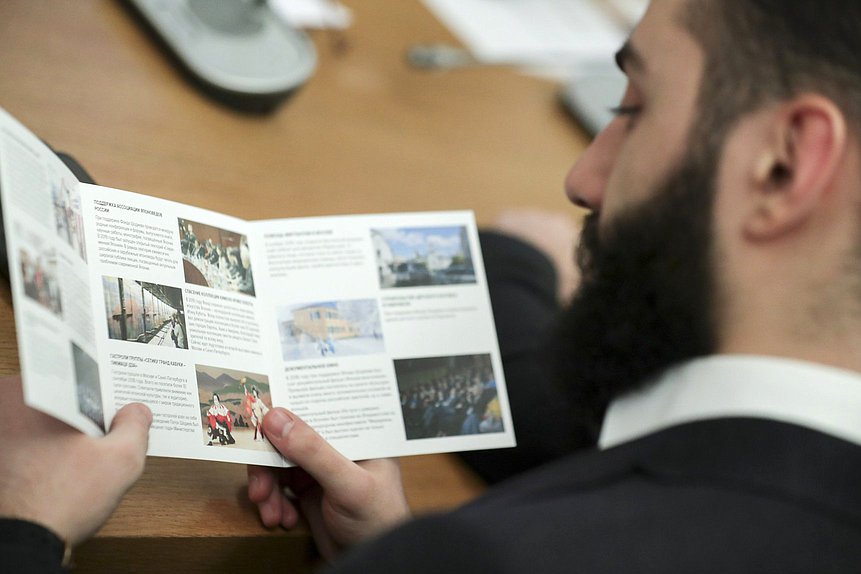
[614,41,645,74]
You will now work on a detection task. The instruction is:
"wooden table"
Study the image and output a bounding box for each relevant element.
[0,1,587,571]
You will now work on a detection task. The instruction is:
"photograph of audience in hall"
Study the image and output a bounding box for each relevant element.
[51,178,87,262]
[102,276,188,349]
[395,353,503,440]
[19,246,62,317]
[195,364,274,451]
[178,218,255,297]
[72,342,105,432]
[278,299,385,361]
[371,226,476,288]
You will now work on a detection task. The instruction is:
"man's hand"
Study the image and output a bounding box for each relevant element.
[0,375,152,545]
[247,408,410,561]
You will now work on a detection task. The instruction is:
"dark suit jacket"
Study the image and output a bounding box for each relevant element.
[332,417,861,573]
[461,232,595,483]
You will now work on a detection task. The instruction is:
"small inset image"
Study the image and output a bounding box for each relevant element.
[371,226,476,288]
[19,246,62,316]
[102,277,188,348]
[395,353,502,440]
[178,218,255,297]
[51,179,87,262]
[278,299,385,361]
[196,365,273,451]
[72,343,105,432]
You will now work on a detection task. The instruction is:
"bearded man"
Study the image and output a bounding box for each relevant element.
[2,1,861,572]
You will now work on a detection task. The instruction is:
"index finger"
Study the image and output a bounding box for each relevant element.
[262,408,365,498]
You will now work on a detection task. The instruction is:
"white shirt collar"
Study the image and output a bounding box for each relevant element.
[598,355,861,450]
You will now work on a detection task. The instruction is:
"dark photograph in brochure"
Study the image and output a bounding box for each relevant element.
[394,353,502,440]
[72,343,105,432]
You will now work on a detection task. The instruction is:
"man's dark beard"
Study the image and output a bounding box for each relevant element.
[554,152,719,436]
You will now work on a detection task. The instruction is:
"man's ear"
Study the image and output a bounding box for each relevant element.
[744,94,847,241]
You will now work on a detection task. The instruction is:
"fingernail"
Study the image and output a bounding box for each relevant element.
[140,404,154,426]
[268,409,294,439]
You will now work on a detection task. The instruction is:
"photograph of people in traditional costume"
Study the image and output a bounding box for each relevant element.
[195,364,274,451]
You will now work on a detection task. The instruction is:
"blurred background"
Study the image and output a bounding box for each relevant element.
[0,0,644,226]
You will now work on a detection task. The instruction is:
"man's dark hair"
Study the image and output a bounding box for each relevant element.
[683,0,861,147]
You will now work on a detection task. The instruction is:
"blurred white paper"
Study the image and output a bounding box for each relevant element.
[608,0,649,24]
[422,0,644,70]
[270,0,353,29]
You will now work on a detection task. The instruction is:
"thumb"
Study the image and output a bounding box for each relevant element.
[102,402,152,465]
[263,408,363,496]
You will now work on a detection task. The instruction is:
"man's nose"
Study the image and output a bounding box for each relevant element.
[564,120,625,212]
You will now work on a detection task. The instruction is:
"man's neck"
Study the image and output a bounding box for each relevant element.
[718,337,861,378]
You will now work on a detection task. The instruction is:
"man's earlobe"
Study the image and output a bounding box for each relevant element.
[744,157,793,238]
[743,95,846,241]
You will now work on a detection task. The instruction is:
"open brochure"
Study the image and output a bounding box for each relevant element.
[0,108,515,467]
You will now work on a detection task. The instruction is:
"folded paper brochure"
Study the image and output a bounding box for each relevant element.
[0,107,515,467]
